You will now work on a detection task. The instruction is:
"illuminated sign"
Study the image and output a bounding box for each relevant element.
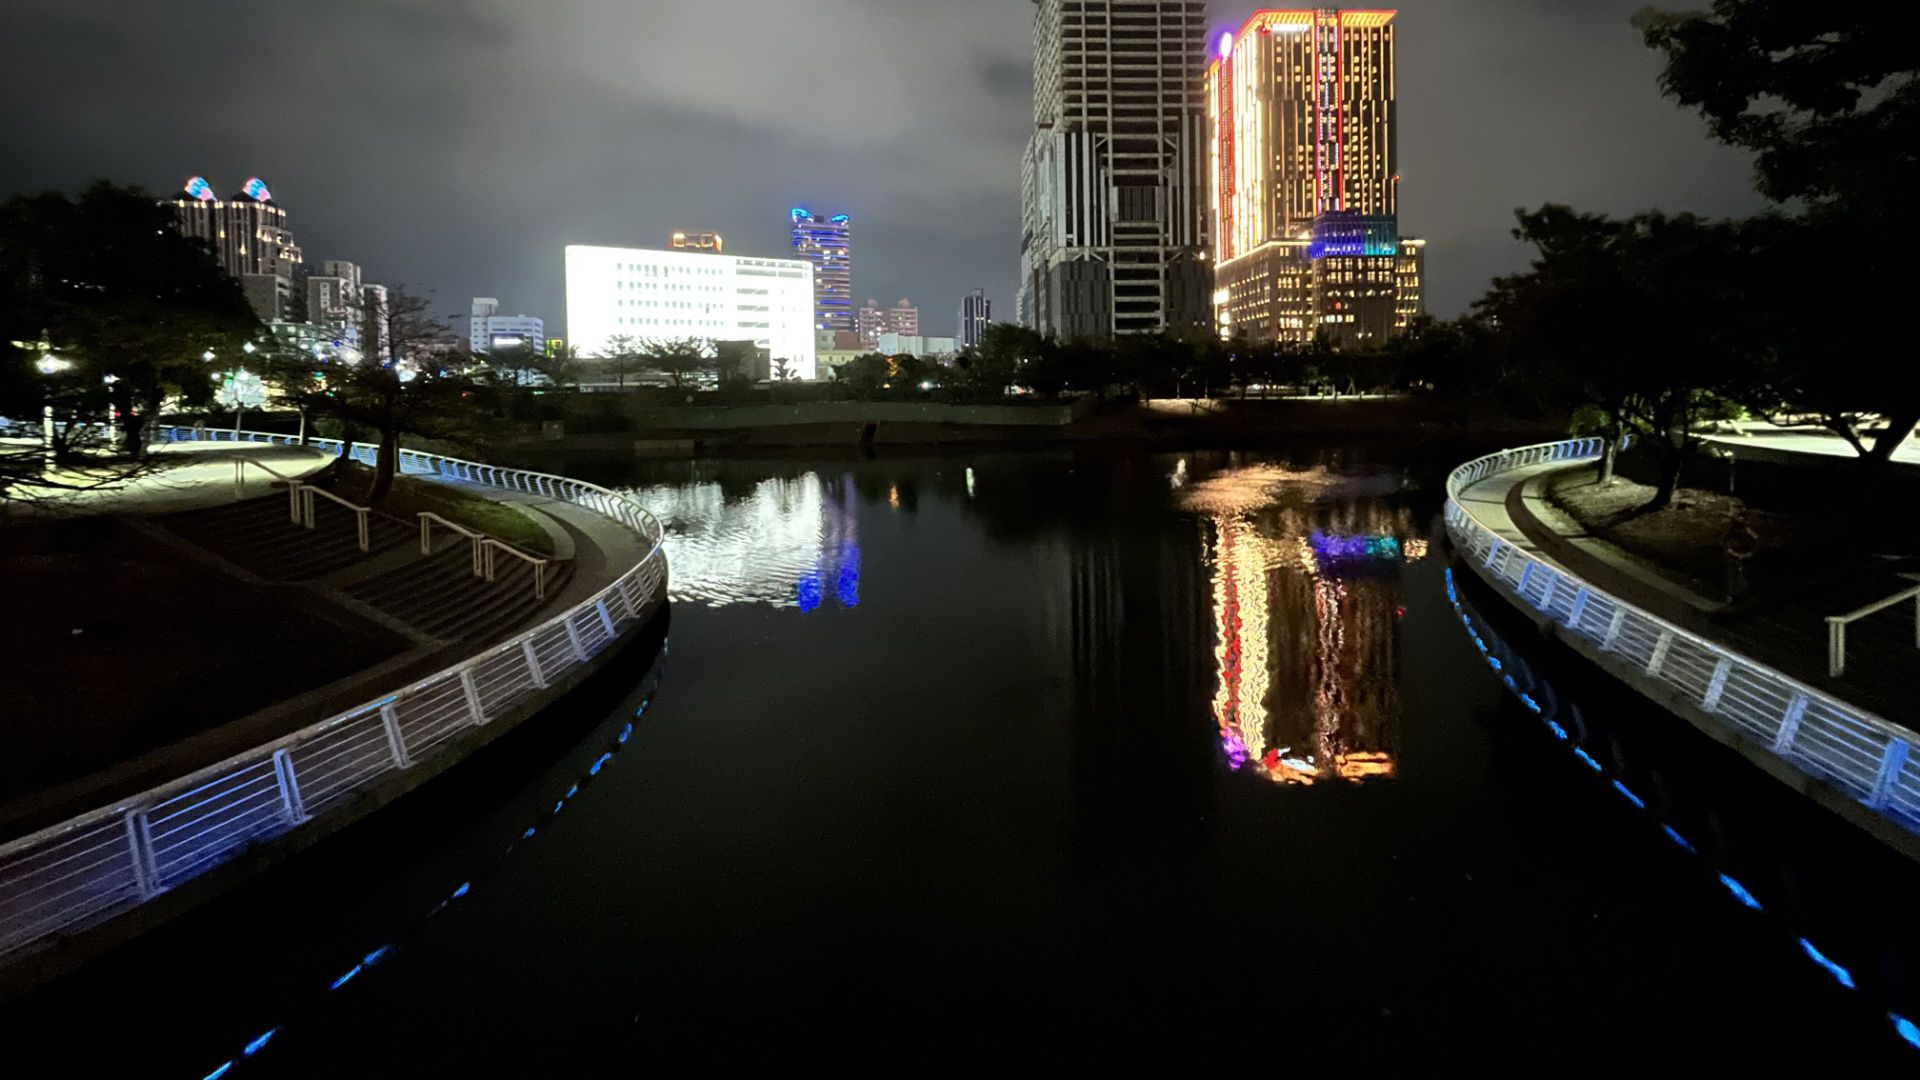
[830,214,849,225]
[791,207,811,221]
[242,177,273,202]
[183,176,215,201]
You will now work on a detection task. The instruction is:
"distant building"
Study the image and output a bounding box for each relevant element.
[958,289,992,349]
[789,209,852,333]
[876,333,958,358]
[171,175,304,321]
[469,298,546,354]
[815,330,864,376]
[305,260,364,344]
[670,231,724,253]
[565,245,817,380]
[856,298,918,352]
[1019,1,1211,338]
[1209,9,1425,346]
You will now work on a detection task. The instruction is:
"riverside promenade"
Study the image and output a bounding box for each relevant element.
[1464,457,1919,732]
[0,429,668,995]
[1448,440,1920,857]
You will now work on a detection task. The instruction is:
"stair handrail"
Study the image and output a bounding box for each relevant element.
[232,455,305,524]
[1827,585,1920,678]
[480,538,551,600]
[299,484,372,553]
[417,511,486,577]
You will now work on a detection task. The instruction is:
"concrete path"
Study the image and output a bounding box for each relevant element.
[1460,461,1920,732]
[1704,424,1920,470]
[2,440,333,518]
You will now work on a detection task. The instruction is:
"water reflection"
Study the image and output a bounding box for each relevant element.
[1182,461,1425,785]
[624,473,861,610]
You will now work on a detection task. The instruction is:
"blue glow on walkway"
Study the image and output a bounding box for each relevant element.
[1612,780,1646,810]
[1661,825,1697,855]
[243,1028,278,1057]
[203,1062,234,1080]
[329,964,363,990]
[1893,1013,1920,1049]
[1572,748,1602,772]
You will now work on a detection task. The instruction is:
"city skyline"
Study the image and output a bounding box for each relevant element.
[0,1,1765,341]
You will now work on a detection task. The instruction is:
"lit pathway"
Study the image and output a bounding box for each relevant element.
[1458,461,1920,732]
[2,438,333,517]
[1704,424,1920,469]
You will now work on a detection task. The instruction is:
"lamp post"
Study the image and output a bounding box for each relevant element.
[35,353,73,466]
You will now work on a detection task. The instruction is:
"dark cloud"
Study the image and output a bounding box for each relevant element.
[1,0,1763,336]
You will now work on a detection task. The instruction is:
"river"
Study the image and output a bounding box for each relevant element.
[6,440,1919,1072]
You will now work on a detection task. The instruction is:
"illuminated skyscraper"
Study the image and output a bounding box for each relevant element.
[1209,10,1425,346]
[789,209,852,333]
[1019,0,1212,338]
[171,175,304,321]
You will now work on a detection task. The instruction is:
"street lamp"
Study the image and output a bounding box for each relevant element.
[34,353,73,464]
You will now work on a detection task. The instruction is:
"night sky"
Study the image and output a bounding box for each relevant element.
[0,0,1763,338]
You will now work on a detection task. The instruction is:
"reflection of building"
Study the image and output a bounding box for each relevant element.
[565,245,817,379]
[1020,0,1212,338]
[791,210,853,333]
[469,297,546,355]
[1208,10,1426,346]
[171,175,304,321]
[1189,464,1420,785]
[623,472,859,610]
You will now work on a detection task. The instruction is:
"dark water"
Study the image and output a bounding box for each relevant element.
[7,442,1920,1072]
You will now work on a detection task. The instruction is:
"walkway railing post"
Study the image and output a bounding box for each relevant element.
[123,808,159,898]
[596,600,617,638]
[460,669,486,726]
[1871,740,1911,810]
[271,748,308,823]
[565,616,589,663]
[522,639,547,689]
[1702,658,1733,713]
[380,703,412,768]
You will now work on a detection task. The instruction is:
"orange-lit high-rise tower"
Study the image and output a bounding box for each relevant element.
[1209,10,1425,346]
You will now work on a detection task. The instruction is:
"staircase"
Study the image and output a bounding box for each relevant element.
[158,496,411,581]
[347,542,577,645]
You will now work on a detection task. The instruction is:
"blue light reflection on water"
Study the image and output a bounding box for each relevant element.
[189,652,668,1077]
[1443,567,1914,1052]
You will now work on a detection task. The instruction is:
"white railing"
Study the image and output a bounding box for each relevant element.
[418,512,486,576]
[231,456,304,524]
[297,484,371,553]
[1827,587,1920,678]
[0,427,667,966]
[1445,438,1920,833]
[419,512,551,600]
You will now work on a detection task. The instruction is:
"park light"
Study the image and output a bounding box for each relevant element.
[36,354,73,375]
[242,341,257,355]
[203,349,216,362]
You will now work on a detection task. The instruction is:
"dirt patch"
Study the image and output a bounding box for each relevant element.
[1548,473,1815,598]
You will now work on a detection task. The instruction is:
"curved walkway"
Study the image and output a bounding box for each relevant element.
[0,430,668,995]
[1446,440,1920,859]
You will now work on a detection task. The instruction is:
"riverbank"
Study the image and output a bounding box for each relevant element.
[503,396,1565,460]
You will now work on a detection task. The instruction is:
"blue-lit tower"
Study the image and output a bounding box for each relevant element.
[790,209,853,333]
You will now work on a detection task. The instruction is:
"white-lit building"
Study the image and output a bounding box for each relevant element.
[469,298,546,354]
[876,333,959,358]
[565,245,818,380]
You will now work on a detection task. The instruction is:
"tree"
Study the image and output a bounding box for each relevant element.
[480,342,551,388]
[594,334,647,390]
[0,182,259,458]
[1641,2,1920,467]
[262,285,488,502]
[1476,205,1755,509]
[643,336,711,390]
[835,354,890,398]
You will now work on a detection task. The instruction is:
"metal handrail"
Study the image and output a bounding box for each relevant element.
[232,455,304,524]
[1827,586,1920,678]
[298,485,371,552]
[418,512,485,577]
[0,426,668,967]
[1443,438,1920,834]
[480,539,550,600]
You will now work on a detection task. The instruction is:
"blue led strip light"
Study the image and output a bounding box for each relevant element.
[193,661,667,1076]
[1443,568,1919,1050]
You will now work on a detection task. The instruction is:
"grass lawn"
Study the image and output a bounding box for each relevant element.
[0,517,404,808]
[325,460,556,557]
